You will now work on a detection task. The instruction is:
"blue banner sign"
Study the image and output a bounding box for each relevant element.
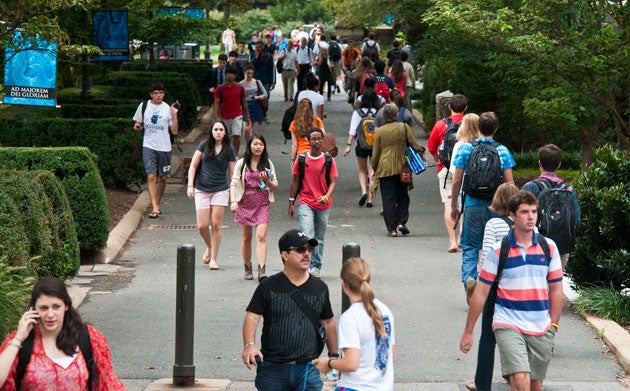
[93,9,130,61]
[3,31,57,107]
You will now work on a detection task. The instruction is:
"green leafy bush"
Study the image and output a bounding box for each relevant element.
[0,170,79,280]
[570,146,630,289]
[0,118,145,187]
[119,60,212,102]
[0,261,35,338]
[575,285,630,326]
[0,148,109,253]
[513,151,581,170]
[105,71,201,130]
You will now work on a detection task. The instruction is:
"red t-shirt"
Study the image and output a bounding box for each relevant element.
[214,83,243,120]
[426,113,464,172]
[291,152,338,211]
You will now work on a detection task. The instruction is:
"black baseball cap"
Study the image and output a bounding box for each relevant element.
[278,229,318,252]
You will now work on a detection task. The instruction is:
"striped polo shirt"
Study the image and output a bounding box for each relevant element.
[479,231,563,336]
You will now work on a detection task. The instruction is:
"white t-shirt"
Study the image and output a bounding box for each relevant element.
[313,41,329,59]
[348,107,378,136]
[296,90,325,117]
[337,299,395,391]
[133,101,173,152]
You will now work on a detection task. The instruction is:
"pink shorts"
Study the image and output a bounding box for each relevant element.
[194,189,229,209]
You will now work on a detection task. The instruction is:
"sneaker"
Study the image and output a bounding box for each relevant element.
[465,278,476,305]
[309,267,321,277]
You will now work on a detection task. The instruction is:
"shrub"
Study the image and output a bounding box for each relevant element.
[119,60,212,101]
[0,191,30,270]
[106,71,201,130]
[570,146,630,289]
[0,261,35,338]
[0,148,109,253]
[0,170,79,280]
[513,151,581,170]
[0,118,145,187]
[575,285,630,326]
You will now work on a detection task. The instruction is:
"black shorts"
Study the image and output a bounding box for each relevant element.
[355,144,372,158]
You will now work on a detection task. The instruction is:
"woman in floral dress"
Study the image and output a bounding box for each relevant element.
[230,134,278,281]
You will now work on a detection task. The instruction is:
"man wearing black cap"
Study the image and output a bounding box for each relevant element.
[242,229,338,390]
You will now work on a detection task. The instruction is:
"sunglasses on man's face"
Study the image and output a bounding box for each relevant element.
[289,246,312,254]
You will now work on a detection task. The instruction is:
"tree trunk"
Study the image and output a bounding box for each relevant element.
[580,128,595,167]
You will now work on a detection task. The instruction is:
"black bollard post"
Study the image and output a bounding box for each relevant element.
[173,244,195,386]
[341,243,360,313]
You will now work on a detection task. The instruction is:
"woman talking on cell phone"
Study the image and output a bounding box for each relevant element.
[0,276,124,390]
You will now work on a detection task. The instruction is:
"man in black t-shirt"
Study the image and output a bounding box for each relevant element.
[242,229,339,390]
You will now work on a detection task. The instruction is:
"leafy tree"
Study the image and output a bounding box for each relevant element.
[270,0,333,25]
[423,0,630,163]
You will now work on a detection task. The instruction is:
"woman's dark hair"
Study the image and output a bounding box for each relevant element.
[244,133,270,171]
[389,59,404,83]
[360,90,381,110]
[204,120,231,159]
[305,72,320,90]
[30,277,84,356]
[244,63,255,72]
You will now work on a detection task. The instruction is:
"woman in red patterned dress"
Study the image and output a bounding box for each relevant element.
[229,133,278,282]
[0,276,124,390]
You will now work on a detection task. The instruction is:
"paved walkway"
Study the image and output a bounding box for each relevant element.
[76,77,627,390]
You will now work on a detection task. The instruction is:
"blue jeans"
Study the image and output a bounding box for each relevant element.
[474,298,496,390]
[460,202,494,285]
[255,361,322,391]
[298,204,330,270]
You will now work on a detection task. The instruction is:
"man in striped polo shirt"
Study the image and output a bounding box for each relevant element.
[459,190,563,391]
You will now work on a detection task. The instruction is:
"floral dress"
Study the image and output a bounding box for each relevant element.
[235,169,271,226]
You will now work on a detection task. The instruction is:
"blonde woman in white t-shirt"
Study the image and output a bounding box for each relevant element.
[313,258,396,391]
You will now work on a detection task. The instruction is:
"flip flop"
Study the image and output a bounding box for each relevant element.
[148,211,159,219]
[209,261,219,270]
[202,249,211,264]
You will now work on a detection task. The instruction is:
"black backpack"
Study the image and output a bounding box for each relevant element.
[462,140,503,200]
[534,179,578,254]
[281,104,297,144]
[17,324,96,390]
[364,41,379,62]
[437,117,460,175]
[328,40,342,62]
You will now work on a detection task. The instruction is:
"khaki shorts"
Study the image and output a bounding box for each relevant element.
[222,116,243,137]
[194,189,229,209]
[494,326,556,380]
[437,167,453,203]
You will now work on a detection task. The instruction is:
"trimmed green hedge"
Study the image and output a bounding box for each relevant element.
[512,151,581,170]
[120,60,212,102]
[106,71,202,130]
[0,148,109,253]
[0,117,145,187]
[0,169,79,280]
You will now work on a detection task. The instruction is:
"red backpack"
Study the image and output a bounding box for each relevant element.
[358,72,374,94]
[373,75,391,103]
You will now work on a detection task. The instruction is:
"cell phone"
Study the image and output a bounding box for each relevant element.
[173,102,180,110]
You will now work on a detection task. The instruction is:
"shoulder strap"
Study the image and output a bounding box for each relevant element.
[141,100,149,124]
[537,234,551,263]
[16,330,35,389]
[499,216,513,228]
[290,289,321,329]
[324,154,332,187]
[79,324,96,391]
[295,153,307,197]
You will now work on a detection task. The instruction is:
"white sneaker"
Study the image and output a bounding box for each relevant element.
[309,268,321,277]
